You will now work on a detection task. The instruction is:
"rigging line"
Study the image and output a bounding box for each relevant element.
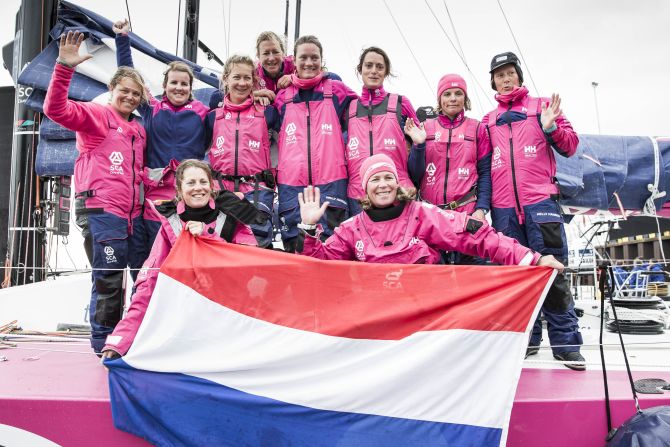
[125,0,133,32]
[382,0,433,97]
[221,0,229,59]
[441,0,486,115]
[175,0,182,56]
[227,0,233,60]
[423,0,493,108]
[495,0,540,96]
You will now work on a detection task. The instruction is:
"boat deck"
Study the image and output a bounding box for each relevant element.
[1,279,669,446]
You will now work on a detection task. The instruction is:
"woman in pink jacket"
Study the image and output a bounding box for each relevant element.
[43,31,149,354]
[297,154,563,270]
[101,159,262,358]
[345,47,419,216]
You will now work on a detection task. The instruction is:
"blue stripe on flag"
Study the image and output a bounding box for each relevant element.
[108,359,502,447]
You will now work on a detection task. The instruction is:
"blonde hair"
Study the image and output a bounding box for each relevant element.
[359,186,417,210]
[162,61,195,101]
[256,31,285,56]
[110,66,148,104]
[175,159,218,202]
[220,54,258,95]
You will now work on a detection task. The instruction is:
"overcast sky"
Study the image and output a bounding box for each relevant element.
[1,0,668,137]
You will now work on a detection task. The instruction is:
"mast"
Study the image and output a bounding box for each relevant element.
[182,0,200,63]
[294,0,302,41]
[4,0,57,286]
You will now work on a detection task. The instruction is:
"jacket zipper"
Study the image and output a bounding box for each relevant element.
[234,112,240,190]
[367,92,374,156]
[306,100,312,185]
[130,134,136,232]
[506,104,523,214]
[443,128,452,206]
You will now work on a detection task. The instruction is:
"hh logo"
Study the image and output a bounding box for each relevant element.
[321,123,333,134]
[285,122,296,135]
[355,240,365,261]
[458,167,470,177]
[109,152,124,166]
[451,82,459,87]
[225,112,232,120]
[249,140,261,150]
[458,133,464,139]
[435,131,441,142]
[104,246,117,264]
[216,136,224,149]
[426,162,437,177]
[524,146,537,157]
[384,268,404,289]
[384,138,396,147]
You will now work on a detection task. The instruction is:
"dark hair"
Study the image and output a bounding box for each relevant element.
[293,35,323,60]
[175,159,218,202]
[356,46,393,78]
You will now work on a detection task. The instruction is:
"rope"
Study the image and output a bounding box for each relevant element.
[125,0,133,32]
[495,0,540,97]
[175,0,182,55]
[382,0,433,98]
[424,0,494,109]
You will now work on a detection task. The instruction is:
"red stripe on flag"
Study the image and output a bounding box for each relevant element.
[160,234,552,340]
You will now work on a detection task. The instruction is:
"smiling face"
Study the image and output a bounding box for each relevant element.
[361,51,387,90]
[492,64,520,94]
[109,77,142,119]
[224,62,254,104]
[439,87,466,119]
[164,70,192,106]
[366,171,398,208]
[295,43,322,79]
[258,38,284,78]
[179,166,212,208]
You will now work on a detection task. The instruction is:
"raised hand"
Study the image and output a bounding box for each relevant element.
[404,118,426,144]
[298,186,329,225]
[540,93,563,131]
[112,19,130,35]
[185,221,205,237]
[57,31,93,68]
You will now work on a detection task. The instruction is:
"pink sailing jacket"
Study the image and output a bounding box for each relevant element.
[482,88,578,216]
[300,200,539,266]
[208,103,272,194]
[44,64,146,221]
[256,56,295,93]
[141,159,180,222]
[276,79,347,186]
[103,200,256,356]
[421,117,480,214]
[346,93,413,199]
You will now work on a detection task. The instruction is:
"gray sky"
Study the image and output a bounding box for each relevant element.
[1,0,668,137]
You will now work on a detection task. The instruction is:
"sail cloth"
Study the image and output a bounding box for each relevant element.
[106,233,554,447]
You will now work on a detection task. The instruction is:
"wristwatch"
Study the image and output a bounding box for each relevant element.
[297,222,317,230]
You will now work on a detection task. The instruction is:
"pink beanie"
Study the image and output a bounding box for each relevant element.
[360,154,398,190]
[437,74,467,103]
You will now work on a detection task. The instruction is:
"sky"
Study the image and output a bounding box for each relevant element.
[1,0,669,138]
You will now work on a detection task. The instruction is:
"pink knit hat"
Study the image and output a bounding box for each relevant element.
[360,154,398,190]
[437,74,467,104]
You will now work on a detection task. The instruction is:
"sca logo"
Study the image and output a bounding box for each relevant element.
[109,152,124,175]
[104,246,117,264]
[285,122,297,145]
[354,240,365,260]
[348,137,360,159]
